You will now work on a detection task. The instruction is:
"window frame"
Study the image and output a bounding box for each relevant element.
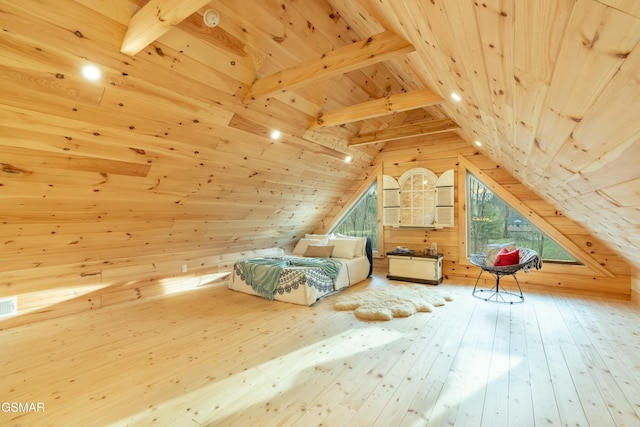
[465,171,580,264]
[325,164,384,258]
[456,155,615,278]
[398,167,437,226]
[330,180,379,252]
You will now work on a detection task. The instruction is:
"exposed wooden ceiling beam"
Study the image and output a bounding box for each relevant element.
[120,0,211,56]
[349,117,460,146]
[309,87,443,129]
[244,31,415,102]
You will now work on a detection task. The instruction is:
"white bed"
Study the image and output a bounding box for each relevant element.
[228,236,372,306]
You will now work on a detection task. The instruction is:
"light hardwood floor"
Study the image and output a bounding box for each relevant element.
[2,266,640,427]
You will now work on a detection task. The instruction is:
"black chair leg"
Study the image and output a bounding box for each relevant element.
[472,270,524,304]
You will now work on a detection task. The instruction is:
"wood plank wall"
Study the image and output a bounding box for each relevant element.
[319,133,632,299]
[1,0,636,330]
[0,0,377,329]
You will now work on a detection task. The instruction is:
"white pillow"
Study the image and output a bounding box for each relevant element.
[292,238,328,255]
[305,233,333,240]
[333,234,366,256]
[329,238,360,259]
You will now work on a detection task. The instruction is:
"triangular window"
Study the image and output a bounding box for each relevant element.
[467,172,579,263]
[331,181,378,251]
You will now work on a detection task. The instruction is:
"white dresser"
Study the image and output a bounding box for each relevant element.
[386,253,443,285]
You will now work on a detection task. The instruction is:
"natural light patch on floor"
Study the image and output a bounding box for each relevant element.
[3,272,230,321]
[159,272,229,295]
[418,350,521,425]
[117,326,405,425]
[18,283,110,314]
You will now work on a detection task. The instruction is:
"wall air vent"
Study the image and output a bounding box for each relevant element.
[0,297,17,317]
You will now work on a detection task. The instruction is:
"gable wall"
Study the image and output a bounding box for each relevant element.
[320,133,632,298]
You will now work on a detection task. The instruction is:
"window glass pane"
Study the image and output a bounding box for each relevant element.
[399,170,436,226]
[331,182,378,251]
[412,175,423,190]
[466,172,579,263]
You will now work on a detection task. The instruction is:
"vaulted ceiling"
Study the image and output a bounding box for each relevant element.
[1,0,639,276]
[120,0,640,267]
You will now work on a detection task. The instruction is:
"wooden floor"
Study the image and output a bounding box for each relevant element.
[2,268,640,427]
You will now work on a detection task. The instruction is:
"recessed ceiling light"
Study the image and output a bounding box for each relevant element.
[450,92,462,102]
[270,130,281,140]
[81,64,101,81]
[345,155,352,163]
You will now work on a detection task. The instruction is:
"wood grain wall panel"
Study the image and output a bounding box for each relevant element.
[201,1,337,75]
[598,0,640,18]
[435,0,502,156]
[7,0,128,46]
[474,0,516,167]
[0,67,105,108]
[0,124,159,169]
[566,141,640,195]
[1,0,638,327]
[317,134,631,298]
[512,69,548,184]
[0,0,374,326]
[323,0,640,282]
[158,30,257,85]
[514,0,572,85]
[2,146,151,177]
[529,2,640,186]
[2,266,105,298]
[74,0,139,25]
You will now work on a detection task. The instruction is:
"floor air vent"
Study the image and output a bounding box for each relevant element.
[0,297,17,317]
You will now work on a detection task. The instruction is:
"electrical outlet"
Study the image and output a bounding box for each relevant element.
[181,264,187,273]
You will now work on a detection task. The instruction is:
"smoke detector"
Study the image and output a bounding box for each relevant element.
[203,9,220,28]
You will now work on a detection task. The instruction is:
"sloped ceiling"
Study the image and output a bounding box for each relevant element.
[1,0,639,277]
[327,0,640,266]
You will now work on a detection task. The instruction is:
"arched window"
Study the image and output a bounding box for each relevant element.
[383,168,454,228]
[399,168,437,226]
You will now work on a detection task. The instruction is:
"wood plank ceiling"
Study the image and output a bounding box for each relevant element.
[114,0,640,265]
[1,0,639,289]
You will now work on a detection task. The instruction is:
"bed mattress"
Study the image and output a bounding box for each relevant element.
[229,255,370,306]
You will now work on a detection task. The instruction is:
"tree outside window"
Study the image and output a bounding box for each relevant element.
[331,182,378,251]
[467,172,579,263]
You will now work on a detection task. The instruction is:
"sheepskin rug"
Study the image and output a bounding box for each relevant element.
[334,284,453,321]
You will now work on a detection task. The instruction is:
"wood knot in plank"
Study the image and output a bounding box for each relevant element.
[80,272,100,277]
[1,163,31,175]
[582,30,600,49]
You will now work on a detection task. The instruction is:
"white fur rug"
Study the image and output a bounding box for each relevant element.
[334,284,453,321]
